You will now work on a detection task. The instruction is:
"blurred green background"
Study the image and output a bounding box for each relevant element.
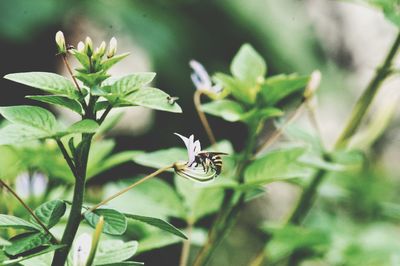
[1,0,400,265]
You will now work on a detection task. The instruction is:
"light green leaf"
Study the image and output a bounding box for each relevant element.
[231,43,266,84]
[101,52,130,71]
[4,72,79,99]
[261,74,309,106]
[0,105,59,134]
[245,146,310,185]
[105,72,156,95]
[93,240,138,265]
[103,178,186,219]
[125,87,182,113]
[1,245,64,265]
[26,95,82,114]
[201,99,245,122]
[31,200,66,229]
[4,232,51,256]
[0,214,40,231]
[84,209,127,236]
[64,119,99,135]
[213,73,255,104]
[124,214,187,239]
[133,147,186,170]
[0,237,10,246]
[75,70,110,88]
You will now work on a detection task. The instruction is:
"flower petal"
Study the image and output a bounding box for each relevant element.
[189,60,212,90]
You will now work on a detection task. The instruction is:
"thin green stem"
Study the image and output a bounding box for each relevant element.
[56,139,77,177]
[0,179,57,242]
[98,105,112,124]
[335,31,400,148]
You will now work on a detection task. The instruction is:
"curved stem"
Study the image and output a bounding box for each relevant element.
[194,90,216,145]
[0,179,57,242]
[179,221,194,266]
[85,164,174,214]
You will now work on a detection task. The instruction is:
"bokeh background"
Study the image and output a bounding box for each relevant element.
[1,0,400,265]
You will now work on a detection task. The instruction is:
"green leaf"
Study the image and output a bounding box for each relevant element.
[63,119,99,135]
[125,87,182,113]
[213,72,255,104]
[0,245,64,265]
[124,214,187,239]
[26,95,82,114]
[76,71,111,88]
[84,209,127,236]
[0,214,40,231]
[245,146,310,185]
[103,178,186,219]
[133,147,186,170]
[0,124,51,145]
[97,263,144,266]
[261,74,309,106]
[31,200,66,229]
[101,52,130,71]
[4,72,79,99]
[0,237,11,246]
[175,176,224,222]
[70,49,90,69]
[201,99,245,122]
[4,232,51,256]
[231,43,266,84]
[0,105,59,134]
[365,0,400,27]
[105,72,156,95]
[93,240,138,265]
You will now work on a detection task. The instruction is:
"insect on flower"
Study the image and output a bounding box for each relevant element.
[174,133,227,182]
[190,60,222,94]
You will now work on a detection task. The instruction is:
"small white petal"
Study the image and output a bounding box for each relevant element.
[189,60,212,90]
[32,172,48,197]
[15,172,30,198]
[72,233,92,266]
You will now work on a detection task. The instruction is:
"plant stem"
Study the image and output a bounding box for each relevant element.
[98,105,112,124]
[52,134,93,266]
[335,31,400,148]
[56,139,78,177]
[194,90,216,145]
[85,164,174,213]
[179,221,194,266]
[0,179,57,241]
[252,30,400,266]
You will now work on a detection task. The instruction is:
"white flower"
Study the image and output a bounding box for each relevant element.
[189,60,222,93]
[15,172,48,199]
[72,233,92,266]
[174,133,201,167]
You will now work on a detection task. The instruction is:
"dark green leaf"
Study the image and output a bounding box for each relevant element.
[31,200,66,229]
[0,215,40,231]
[4,72,79,99]
[26,95,82,114]
[124,214,187,239]
[84,209,127,236]
[4,232,51,256]
[0,244,64,265]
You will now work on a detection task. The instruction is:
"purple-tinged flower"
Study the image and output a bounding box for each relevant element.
[15,172,48,199]
[189,60,222,93]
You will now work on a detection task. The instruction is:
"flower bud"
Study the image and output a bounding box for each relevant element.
[304,70,321,99]
[85,36,93,57]
[107,37,117,58]
[55,31,66,54]
[94,41,106,58]
[77,41,85,53]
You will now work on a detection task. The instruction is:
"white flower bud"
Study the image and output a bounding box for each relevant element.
[55,31,66,54]
[85,36,93,56]
[107,37,117,58]
[72,233,92,266]
[77,41,85,53]
[94,41,106,58]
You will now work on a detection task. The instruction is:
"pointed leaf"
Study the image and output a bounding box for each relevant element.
[101,52,130,71]
[84,209,127,236]
[63,119,99,135]
[93,240,138,265]
[0,215,40,231]
[26,95,82,114]
[0,124,51,145]
[0,105,59,134]
[0,244,65,265]
[4,72,79,99]
[105,72,156,95]
[125,214,187,239]
[125,87,182,113]
[133,147,186,170]
[31,200,66,228]
[231,44,266,84]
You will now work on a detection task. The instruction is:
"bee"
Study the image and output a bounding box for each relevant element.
[194,152,228,176]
